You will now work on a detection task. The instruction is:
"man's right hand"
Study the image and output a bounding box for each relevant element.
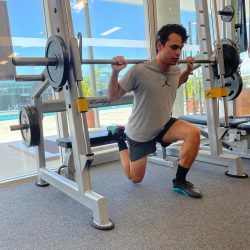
[111,56,127,72]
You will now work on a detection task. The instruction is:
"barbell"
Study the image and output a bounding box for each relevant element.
[12,35,241,91]
[13,36,69,92]
[80,59,213,65]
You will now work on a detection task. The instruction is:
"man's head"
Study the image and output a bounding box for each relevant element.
[155,24,188,65]
[155,24,188,54]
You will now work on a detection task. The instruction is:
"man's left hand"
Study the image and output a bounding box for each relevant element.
[185,56,195,74]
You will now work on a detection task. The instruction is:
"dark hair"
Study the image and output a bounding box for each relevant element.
[155,24,189,53]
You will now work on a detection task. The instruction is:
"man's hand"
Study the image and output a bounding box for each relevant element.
[108,56,127,100]
[185,56,195,74]
[111,56,127,72]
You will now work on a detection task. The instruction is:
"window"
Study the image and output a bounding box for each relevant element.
[0,0,58,182]
[0,0,149,182]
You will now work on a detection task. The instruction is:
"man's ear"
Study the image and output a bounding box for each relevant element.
[157,40,163,52]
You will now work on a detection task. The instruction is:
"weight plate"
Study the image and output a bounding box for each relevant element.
[29,106,40,146]
[19,105,40,147]
[45,35,69,91]
[225,72,243,101]
[19,106,32,147]
[215,72,243,101]
[220,5,234,22]
[213,39,240,78]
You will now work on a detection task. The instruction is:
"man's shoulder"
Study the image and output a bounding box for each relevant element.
[126,62,147,76]
[168,65,181,75]
[140,59,161,73]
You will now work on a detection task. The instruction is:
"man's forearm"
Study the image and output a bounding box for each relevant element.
[178,56,194,87]
[108,71,122,100]
[178,69,192,87]
[108,56,127,100]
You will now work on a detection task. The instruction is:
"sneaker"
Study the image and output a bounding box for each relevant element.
[172,179,203,198]
[107,125,125,139]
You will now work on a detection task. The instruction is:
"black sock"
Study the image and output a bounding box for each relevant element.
[109,127,127,151]
[116,138,128,151]
[175,164,189,183]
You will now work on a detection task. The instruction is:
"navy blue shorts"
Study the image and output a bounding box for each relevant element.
[126,117,178,162]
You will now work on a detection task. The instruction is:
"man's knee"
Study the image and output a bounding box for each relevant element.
[129,158,147,184]
[130,176,144,184]
[187,126,200,144]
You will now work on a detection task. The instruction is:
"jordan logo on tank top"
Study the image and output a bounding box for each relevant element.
[161,77,170,87]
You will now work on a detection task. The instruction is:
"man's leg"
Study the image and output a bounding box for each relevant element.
[161,120,202,198]
[119,150,147,183]
[107,125,147,184]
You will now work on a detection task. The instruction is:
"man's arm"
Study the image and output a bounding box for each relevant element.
[178,56,194,88]
[108,56,127,100]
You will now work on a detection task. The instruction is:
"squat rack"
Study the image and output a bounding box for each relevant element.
[161,0,247,177]
[34,0,115,230]
[10,0,247,231]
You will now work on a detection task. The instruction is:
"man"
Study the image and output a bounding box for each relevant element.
[107,24,202,198]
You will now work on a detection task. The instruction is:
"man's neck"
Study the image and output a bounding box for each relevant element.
[154,57,171,72]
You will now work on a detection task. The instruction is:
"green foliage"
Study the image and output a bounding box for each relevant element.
[81,80,93,96]
[184,75,202,100]
[81,64,111,96]
[181,73,204,114]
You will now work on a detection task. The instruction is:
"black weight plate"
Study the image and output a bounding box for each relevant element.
[19,105,40,147]
[220,5,234,22]
[19,106,33,147]
[45,35,69,91]
[29,106,40,146]
[216,72,243,101]
[226,72,243,101]
[213,39,240,78]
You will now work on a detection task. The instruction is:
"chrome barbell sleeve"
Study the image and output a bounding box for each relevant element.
[10,124,29,131]
[15,74,45,81]
[12,57,58,66]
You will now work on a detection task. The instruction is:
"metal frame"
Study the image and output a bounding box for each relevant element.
[147,0,247,177]
[166,0,246,177]
[9,0,157,229]
[34,0,114,230]
[26,0,157,230]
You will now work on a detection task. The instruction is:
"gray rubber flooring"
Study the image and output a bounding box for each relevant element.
[1,159,250,250]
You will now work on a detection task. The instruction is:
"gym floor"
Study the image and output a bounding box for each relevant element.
[1,159,250,250]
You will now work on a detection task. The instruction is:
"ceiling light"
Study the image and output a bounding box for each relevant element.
[100,27,122,36]
[0,61,8,65]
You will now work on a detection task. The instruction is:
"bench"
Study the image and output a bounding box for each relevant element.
[179,114,249,130]
[56,129,118,148]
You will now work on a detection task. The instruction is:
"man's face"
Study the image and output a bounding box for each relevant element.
[157,33,184,65]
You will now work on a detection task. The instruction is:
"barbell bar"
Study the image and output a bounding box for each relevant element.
[12,36,238,66]
[12,57,213,66]
[12,35,240,92]
[81,59,214,65]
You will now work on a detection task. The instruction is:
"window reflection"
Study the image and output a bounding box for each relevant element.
[0,1,58,182]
